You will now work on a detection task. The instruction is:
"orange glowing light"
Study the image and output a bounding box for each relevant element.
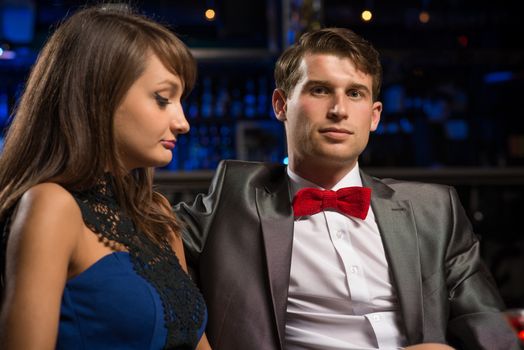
[361,10,372,22]
[419,11,430,23]
[205,9,216,21]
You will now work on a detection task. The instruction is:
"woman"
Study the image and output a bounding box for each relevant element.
[0,5,210,350]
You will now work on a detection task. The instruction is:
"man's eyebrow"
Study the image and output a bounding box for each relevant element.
[303,80,371,93]
[302,80,332,90]
[347,83,371,94]
[304,80,330,86]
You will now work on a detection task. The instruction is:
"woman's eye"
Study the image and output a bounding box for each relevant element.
[154,92,171,107]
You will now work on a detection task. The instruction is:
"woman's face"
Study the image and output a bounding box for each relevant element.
[114,53,189,170]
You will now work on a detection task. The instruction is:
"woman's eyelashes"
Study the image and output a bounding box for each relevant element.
[154,92,171,108]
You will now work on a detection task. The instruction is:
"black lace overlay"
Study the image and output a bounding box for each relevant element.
[71,175,205,349]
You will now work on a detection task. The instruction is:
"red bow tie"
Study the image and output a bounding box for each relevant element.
[292,187,371,220]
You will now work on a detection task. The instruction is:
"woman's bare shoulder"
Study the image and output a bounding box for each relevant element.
[8,182,84,250]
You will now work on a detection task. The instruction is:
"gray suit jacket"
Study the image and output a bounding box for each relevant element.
[175,160,520,350]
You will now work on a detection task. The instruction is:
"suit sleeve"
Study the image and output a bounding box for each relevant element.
[444,187,520,350]
[173,160,229,272]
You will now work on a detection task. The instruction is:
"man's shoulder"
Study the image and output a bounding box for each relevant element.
[219,160,286,179]
[370,174,453,200]
[220,159,285,172]
[379,176,448,190]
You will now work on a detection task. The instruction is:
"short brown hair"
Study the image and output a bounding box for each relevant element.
[274,28,382,101]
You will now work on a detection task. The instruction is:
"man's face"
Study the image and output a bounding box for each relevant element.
[273,53,382,172]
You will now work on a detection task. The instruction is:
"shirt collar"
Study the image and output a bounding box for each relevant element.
[287,163,363,197]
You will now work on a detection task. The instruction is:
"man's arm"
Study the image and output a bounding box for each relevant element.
[444,187,520,349]
[173,160,229,272]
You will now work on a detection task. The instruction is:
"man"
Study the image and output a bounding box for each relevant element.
[175,28,519,349]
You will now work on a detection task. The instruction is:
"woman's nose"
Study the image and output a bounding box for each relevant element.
[171,104,190,135]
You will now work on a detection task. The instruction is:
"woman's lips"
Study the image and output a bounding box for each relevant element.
[161,140,176,150]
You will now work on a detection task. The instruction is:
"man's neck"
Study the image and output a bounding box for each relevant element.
[289,160,358,190]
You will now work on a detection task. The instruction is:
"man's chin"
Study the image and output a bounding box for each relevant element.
[316,149,359,163]
[307,152,359,169]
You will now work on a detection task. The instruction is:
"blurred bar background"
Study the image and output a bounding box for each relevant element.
[1,0,523,318]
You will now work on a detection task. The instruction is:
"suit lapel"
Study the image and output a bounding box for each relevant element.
[255,170,294,350]
[254,168,424,346]
[361,171,424,344]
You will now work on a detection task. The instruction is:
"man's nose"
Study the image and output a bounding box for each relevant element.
[327,94,348,120]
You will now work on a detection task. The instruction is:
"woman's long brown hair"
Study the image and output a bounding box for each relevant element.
[0,5,196,243]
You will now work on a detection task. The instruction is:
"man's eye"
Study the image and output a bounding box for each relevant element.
[311,86,328,95]
[348,90,361,98]
[154,92,171,107]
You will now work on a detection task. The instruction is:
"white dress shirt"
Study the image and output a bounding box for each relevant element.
[285,164,407,349]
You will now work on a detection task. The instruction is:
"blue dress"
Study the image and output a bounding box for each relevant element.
[57,252,207,349]
[0,177,207,349]
[56,177,207,349]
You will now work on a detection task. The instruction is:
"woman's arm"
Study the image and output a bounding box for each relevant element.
[0,183,83,350]
[196,333,212,350]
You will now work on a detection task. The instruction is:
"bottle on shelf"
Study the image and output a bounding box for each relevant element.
[243,78,257,118]
[200,77,214,119]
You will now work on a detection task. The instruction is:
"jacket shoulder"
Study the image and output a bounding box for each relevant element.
[220,160,285,173]
[218,160,287,186]
[375,176,454,202]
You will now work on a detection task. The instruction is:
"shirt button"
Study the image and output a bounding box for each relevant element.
[373,315,381,321]
[350,265,359,274]
[336,230,344,239]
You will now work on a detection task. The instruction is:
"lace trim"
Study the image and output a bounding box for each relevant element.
[72,175,205,349]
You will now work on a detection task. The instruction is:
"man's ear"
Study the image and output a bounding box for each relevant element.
[272,89,287,121]
[370,101,382,132]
